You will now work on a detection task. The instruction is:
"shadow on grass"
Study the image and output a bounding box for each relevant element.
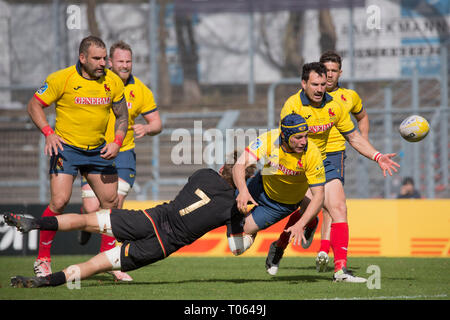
[84,273,331,288]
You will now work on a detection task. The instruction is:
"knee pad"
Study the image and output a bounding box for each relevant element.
[228,233,255,256]
[104,245,121,270]
[117,180,131,196]
[96,209,113,237]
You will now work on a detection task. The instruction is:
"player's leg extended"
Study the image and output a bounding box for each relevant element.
[5,210,111,234]
[323,178,347,270]
[10,248,120,288]
[316,207,332,272]
[35,173,76,276]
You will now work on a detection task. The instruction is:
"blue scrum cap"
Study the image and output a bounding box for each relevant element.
[280,113,309,144]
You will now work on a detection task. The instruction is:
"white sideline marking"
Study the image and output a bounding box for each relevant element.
[316,294,447,300]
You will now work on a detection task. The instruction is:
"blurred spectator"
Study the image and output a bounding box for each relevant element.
[397,177,421,199]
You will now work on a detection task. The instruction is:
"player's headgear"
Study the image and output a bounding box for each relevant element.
[280,113,309,145]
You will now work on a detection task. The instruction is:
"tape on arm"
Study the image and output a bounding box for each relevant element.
[227,233,255,256]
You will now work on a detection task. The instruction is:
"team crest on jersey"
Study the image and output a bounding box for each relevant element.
[341,94,347,102]
[250,139,262,150]
[328,108,336,117]
[297,159,303,168]
[104,84,111,92]
[37,83,48,95]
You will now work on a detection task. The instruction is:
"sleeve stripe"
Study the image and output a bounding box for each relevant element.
[112,94,125,105]
[351,106,364,115]
[309,182,326,187]
[245,147,259,161]
[340,127,356,136]
[33,94,49,107]
[141,107,158,115]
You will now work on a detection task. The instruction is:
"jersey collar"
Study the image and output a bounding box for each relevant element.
[75,60,103,81]
[300,89,333,108]
[125,74,135,86]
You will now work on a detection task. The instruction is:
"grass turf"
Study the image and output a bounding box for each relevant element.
[0,255,448,300]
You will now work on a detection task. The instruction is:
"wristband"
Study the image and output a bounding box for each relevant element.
[41,125,54,137]
[113,136,123,147]
[372,152,382,162]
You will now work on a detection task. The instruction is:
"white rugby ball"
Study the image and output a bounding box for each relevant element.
[399,115,430,142]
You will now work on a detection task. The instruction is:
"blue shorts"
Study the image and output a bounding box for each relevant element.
[81,149,136,187]
[50,143,117,176]
[324,150,346,184]
[237,171,299,230]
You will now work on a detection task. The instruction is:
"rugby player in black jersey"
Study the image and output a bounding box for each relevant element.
[4,153,256,288]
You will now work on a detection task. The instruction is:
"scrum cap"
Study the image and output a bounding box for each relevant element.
[280,113,309,145]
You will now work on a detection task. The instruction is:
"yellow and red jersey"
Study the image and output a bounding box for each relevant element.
[105,75,158,152]
[280,90,355,160]
[326,87,364,153]
[34,62,125,149]
[246,129,325,204]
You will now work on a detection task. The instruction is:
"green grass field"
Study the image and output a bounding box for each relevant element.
[0,255,448,300]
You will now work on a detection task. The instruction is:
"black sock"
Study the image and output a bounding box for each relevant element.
[35,216,58,231]
[45,271,67,286]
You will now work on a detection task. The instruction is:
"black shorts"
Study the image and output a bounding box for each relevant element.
[110,209,166,272]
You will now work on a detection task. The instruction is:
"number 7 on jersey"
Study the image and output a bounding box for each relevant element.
[179,188,211,216]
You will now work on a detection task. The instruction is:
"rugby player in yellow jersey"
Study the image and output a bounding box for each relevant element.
[79,41,162,282]
[26,36,129,277]
[314,51,370,273]
[266,62,399,282]
[232,113,326,255]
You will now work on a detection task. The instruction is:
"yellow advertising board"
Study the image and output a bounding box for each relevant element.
[124,199,450,258]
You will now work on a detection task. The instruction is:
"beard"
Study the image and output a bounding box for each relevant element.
[82,63,105,79]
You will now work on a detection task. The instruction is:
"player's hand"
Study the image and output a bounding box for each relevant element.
[100,142,120,159]
[236,190,258,214]
[132,124,148,139]
[44,133,65,156]
[378,153,400,177]
[285,222,307,246]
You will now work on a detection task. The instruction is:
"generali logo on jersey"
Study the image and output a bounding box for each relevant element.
[74,97,111,105]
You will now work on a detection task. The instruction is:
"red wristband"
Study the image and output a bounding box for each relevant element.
[41,125,54,137]
[372,152,382,162]
[113,137,123,147]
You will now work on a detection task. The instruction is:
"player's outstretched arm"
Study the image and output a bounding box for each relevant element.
[344,130,400,176]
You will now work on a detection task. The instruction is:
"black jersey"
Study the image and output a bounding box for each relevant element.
[145,168,244,255]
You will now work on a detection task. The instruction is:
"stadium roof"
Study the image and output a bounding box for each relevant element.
[174,0,366,13]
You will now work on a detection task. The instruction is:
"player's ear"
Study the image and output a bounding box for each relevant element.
[301,79,306,89]
[79,52,87,64]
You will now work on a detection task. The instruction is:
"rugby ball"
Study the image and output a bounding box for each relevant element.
[399,115,430,142]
